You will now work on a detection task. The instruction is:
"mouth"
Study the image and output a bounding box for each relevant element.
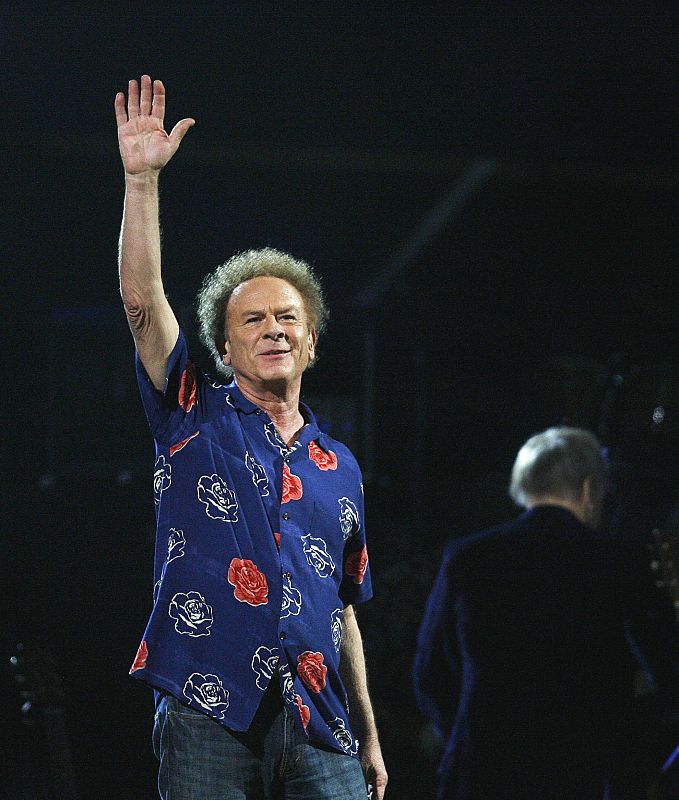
[258,349,291,357]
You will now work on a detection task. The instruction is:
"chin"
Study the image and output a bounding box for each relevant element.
[258,368,295,385]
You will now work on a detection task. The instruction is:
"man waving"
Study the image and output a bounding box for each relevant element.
[116,75,387,800]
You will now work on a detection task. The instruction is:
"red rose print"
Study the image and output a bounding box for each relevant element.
[129,640,148,674]
[169,431,200,457]
[308,441,338,471]
[296,651,327,693]
[178,361,197,412]
[345,545,368,585]
[296,694,311,732]
[228,558,269,606]
[273,532,281,550]
[281,463,303,504]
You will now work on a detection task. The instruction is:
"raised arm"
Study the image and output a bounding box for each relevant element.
[340,605,388,799]
[115,75,194,389]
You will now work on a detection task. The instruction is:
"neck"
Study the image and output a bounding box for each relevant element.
[236,377,305,446]
[526,495,594,528]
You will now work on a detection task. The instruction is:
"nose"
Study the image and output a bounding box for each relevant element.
[263,314,285,340]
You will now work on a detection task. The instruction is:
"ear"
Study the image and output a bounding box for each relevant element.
[581,477,593,508]
[222,342,232,367]
[580,476,604,528]
[307,327,318,363]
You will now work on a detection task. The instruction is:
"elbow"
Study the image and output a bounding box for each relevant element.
[121,295,151,339]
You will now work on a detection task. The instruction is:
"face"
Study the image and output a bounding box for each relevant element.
[223,276,317,392]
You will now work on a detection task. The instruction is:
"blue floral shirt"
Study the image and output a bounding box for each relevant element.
[128,330,372,758]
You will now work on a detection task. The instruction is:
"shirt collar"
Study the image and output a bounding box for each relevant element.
[518,504,585,529]
[224,381,259,414]
[225,381,321,442]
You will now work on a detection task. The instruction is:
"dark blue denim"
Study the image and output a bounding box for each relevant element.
[152,690,368,799]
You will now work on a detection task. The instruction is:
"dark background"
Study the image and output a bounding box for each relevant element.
[4,4,679,798]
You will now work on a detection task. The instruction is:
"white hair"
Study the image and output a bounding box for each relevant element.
[196,248,328,379]
[509,426,607,507]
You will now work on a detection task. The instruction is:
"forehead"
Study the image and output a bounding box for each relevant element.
[227,276,305,313]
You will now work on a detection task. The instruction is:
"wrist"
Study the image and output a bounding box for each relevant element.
[360,730,380,747]
[124,171,160,190]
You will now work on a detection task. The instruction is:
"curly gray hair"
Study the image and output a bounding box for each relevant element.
[509,426,607,508]
[196,247,328,379]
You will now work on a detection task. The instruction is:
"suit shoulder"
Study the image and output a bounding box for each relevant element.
[443,519,525,568]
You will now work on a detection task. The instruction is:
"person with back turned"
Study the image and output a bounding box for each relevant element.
[115,75,387,800]
[414,426,679,799]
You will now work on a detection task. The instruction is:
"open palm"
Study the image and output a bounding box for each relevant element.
[115,75,194,175]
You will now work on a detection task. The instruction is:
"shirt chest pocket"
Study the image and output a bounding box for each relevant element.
[297,500,348,585]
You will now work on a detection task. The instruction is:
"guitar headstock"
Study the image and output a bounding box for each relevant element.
[10,642,67,715]
[649,527,679,622]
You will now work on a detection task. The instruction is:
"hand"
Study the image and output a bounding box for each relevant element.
[114,75,194,176]
[362,741,388,800]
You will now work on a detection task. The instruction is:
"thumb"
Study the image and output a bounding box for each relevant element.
[169,118,196,145]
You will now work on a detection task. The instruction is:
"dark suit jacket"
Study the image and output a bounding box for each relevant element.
[414,505,679,800]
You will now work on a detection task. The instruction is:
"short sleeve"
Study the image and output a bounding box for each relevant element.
[338,477,373,607]
[135,328,201,444]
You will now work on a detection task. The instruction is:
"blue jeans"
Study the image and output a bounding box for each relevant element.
[152,690,369,799]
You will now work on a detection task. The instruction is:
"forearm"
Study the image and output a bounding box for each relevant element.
[118,171,178,387]
[340,606,380,746]
[118,172,164,310]
[340,606,388,796]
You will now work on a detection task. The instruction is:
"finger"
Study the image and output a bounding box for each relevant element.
[169,117,196,145]
[114,92,128,127]
[151,79,165,121]
[128,79,140,117]
[140,74,152,115]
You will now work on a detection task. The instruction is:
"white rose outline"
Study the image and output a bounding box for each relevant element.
[183,672,230,719]
[153,455,171,505]
[330,607,343,653]
[263,422,302,456]
[281,574,302,619]
[167,528,185,563]
[279,663,297,705]
[301,534,335,578]
[264,422,289,456]
[169,591,214,637]
[245,451,270,497]
[197,473,239,522]
[338,497,360,540]
[329,717,358,755]
[251,645,280,690]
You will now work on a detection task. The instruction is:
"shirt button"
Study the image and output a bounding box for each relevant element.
[284,572,292,579]
[280,631,287,640]
[282,512,289,520]
[255,409,261,416]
